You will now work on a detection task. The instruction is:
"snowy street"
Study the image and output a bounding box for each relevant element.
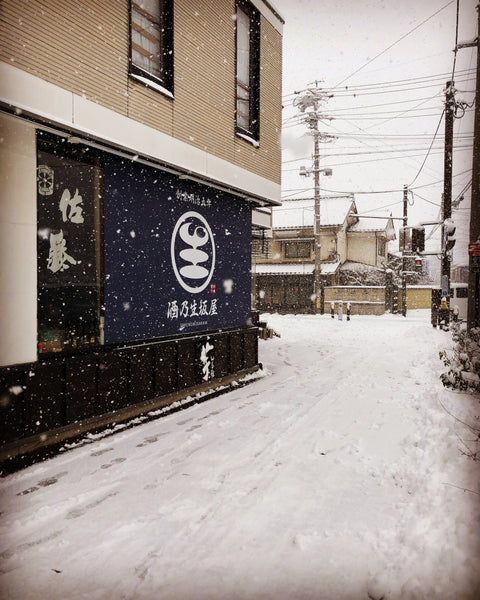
[1,311,479,600]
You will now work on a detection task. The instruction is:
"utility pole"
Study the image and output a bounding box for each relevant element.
[466,5,480,329]
[402,185,408,317]
[295,84,334,315]
[442,80,455,304]
[313,119,323,314]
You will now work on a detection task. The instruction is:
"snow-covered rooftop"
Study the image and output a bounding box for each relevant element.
[272,197,355,229]
[348,217,390,232]
[254,260,340,275]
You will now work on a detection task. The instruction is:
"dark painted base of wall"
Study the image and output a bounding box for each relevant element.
[1,327,259,473]
[1,364,262,475]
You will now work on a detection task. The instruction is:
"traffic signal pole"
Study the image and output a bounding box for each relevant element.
[467,7,480,329]
[402,185,408,317]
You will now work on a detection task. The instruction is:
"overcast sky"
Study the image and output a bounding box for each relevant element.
[270,0,477,267]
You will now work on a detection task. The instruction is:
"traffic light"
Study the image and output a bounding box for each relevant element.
[443,219,456,252]
[411,227,425,253]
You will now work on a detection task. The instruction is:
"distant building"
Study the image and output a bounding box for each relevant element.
[0,0,283,464]
[451,265,469,284]
[253,197,396,312]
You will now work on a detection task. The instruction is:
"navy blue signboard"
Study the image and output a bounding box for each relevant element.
[103,155,252,344]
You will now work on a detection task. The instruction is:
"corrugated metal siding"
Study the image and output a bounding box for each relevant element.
[0,0,282,185]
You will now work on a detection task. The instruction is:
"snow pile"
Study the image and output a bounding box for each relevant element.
[0,311,479,600]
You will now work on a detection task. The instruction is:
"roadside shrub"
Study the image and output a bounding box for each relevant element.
[439,325,480,393]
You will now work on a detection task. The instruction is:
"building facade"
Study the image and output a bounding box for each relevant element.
[0,0,283,464]
[253,197,396,312]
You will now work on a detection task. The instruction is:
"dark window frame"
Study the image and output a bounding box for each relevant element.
[129,0,174,97]
[377,237,386,257]
[455,286,468,298]
[235,0,260,143]
[284,241,311,259]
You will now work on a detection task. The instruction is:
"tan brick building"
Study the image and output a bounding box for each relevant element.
[0,0,283,465]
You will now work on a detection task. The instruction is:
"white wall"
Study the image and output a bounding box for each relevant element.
[0,114,37,366]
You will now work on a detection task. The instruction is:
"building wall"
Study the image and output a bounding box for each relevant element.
[0,114,37,366]
[325,286,385,304]
[0,0,282,187]
[0,1,282,462]
[347,233,379,266]
[398,287,433,310]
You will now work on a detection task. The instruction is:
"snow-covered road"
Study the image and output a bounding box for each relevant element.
[1,311,479,600]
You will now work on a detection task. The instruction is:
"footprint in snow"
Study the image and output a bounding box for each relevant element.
[100,457,127,469]
[136,435,164,447]
[17,472,68,496]
[66,491,119,519]
[90,447,114,457]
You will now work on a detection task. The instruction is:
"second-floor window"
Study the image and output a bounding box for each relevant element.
[377,238,386,257]
[235,0,260,143]
[284,241,311,259]
[130,0,174,96]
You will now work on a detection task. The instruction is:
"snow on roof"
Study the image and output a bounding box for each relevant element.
[254,260,340,275]
[348,217,390,232]
[340,260,384,272]
[272,197,354,229]
[255,262,314,275]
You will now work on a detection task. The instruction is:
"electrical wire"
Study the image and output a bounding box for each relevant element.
[451,0,460,82]
[335,0,455,90]
[286,168,472,197]
[408,109,446,187]
[282,69,475,104]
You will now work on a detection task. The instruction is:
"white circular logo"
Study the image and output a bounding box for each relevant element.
[171,211,216,294]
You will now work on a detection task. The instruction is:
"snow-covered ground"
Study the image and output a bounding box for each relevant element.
[1,310,479,600]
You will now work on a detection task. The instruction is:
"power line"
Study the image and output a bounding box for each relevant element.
[331,0,455,89]
[282,147,473,172]
[282,68,475,103]
[287,168,472,197]
[408,109,446,187]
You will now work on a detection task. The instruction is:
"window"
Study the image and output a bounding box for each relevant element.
[235,0,260,142]
[377,238,386,257]
[37,132,104,354]
[130,0,173,95]
[252,237,272,259]
[455,286,468,298]
[284,241,311,259]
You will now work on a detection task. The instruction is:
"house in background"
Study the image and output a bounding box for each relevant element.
[0,0,283,467]
[253,197,396,312]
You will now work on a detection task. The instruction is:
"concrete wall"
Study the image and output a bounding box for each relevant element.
[398,287,433,310]
[0,115,37,366]
[325,286,385,316]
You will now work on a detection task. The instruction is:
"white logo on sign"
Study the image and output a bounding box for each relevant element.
[171,211,215,294]
[37,165,54,196]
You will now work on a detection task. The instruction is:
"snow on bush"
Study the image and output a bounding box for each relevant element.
[439,325,480,394]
